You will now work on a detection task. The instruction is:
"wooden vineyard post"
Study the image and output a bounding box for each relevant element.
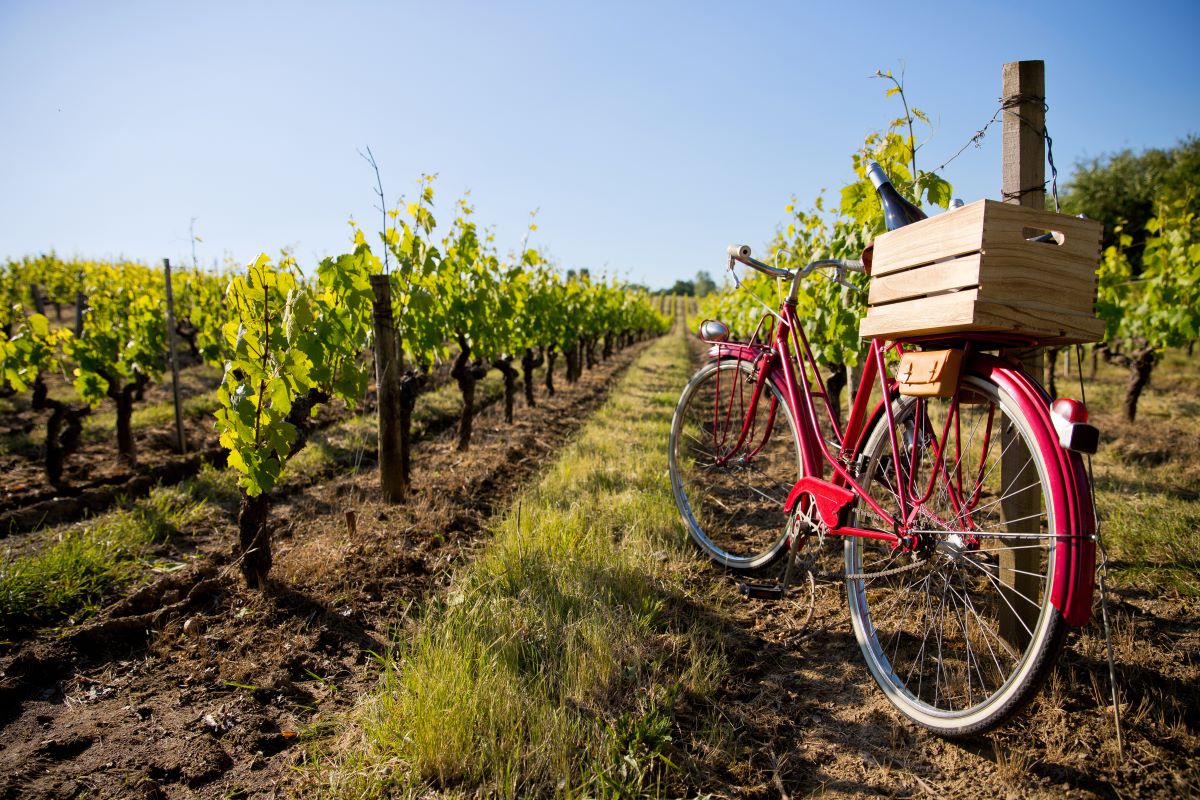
[999,60,1045,645]
[162,259,187,454]
[370,274,406,501]
[74,291,87,337]
[29,283,45,315]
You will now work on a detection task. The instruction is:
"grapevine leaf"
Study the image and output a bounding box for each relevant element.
[265,421,297,460]
[29,314,49,337]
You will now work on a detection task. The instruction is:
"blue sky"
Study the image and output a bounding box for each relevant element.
[1,0,1196,289]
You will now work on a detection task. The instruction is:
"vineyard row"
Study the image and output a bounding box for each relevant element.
[1,184,673,586]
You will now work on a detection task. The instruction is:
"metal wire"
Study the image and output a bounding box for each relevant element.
[932,95,1061,213]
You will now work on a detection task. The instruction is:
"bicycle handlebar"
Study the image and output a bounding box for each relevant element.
[727,244,863,282]
[727,244,792,278]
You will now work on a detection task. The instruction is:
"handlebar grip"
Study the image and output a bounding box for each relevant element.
[727,244,752,259]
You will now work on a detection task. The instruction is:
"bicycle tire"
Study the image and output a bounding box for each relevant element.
[669,359,800,572]
[846,372,1069,736]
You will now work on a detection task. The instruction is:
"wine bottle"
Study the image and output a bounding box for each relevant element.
[865,161,927,231]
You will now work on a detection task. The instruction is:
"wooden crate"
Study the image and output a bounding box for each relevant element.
[859,199,1106,344]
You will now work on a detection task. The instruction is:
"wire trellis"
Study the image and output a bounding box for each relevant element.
[930,93,1061,212]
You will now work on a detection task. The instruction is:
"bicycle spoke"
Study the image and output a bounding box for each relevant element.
[949,580,1020,663]
[960,555,1041,630]
[965,559,1048,582]
[886,573,932,666]
[949,574,984,707]
[968,478,1045,518]
[967,542,1058,553]
[960,554,1046,609]
[933,573,951,709]
[910,530,1057,539]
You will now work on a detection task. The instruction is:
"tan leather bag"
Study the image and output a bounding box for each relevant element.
[896,349,964,397]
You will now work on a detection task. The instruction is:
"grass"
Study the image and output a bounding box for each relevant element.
[318,326,738,799]
[1069,347,1200,595]
[281,415,377,491]
[0,480,221,635]
[82,389,221,443]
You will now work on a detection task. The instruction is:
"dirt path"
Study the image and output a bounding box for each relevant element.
[0,339,652,800]
[700,569,1198,798]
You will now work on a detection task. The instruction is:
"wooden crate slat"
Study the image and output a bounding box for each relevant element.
[870,201,986,277]
[860,290,982,339]
[868,254,982,305]
[980,280,1097,315]
[972,299,1107,343]
[978,200,1103,263]
[869,256,1097,315]
[860,289,1106,344]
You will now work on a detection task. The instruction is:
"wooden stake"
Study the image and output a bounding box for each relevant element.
[163,259,187,454]
[371,274,406,501]
[29,283,45,315]
[74,291,87,337]
[999,60,1044,646]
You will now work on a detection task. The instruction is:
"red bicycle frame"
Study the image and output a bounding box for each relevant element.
[706,287,1097,625]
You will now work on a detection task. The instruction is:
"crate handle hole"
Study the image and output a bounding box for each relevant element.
[1022,227,1065,246]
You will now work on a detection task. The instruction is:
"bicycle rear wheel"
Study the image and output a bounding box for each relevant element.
[669,359,800,572]
[847,373,1069,736]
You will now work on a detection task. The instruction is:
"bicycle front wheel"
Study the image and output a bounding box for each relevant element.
[847,373,1069,736]
[669,359,800,572]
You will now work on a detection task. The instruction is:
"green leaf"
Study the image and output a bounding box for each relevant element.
[921,173,952,209]
[28,314,49,337]
[264,421,298,460]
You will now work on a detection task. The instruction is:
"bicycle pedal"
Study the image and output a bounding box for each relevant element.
[739,583,786,601]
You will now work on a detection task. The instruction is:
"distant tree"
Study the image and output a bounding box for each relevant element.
[694,270,717,298]
[669,279,695,296]
[1061,136,1199,272]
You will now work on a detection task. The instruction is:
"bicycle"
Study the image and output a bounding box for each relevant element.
[668,164,1099,736]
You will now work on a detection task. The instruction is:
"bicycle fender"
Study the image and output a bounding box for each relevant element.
[970,355,1096,627]
[708,342,770,363]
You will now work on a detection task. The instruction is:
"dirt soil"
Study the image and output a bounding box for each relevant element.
[701,574,1198,799]
[0,340,651,800]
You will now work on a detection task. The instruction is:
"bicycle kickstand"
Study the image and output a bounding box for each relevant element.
[738,520,803,601]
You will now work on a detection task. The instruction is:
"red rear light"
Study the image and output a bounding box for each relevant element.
[1051,398,1098,454]
[1052,397,1088,424]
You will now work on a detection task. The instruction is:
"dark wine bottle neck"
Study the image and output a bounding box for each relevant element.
[865,161,926,230]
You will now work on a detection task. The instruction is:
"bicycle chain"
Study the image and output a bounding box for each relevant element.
[794,530,931,582]
[844,556,930,581]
